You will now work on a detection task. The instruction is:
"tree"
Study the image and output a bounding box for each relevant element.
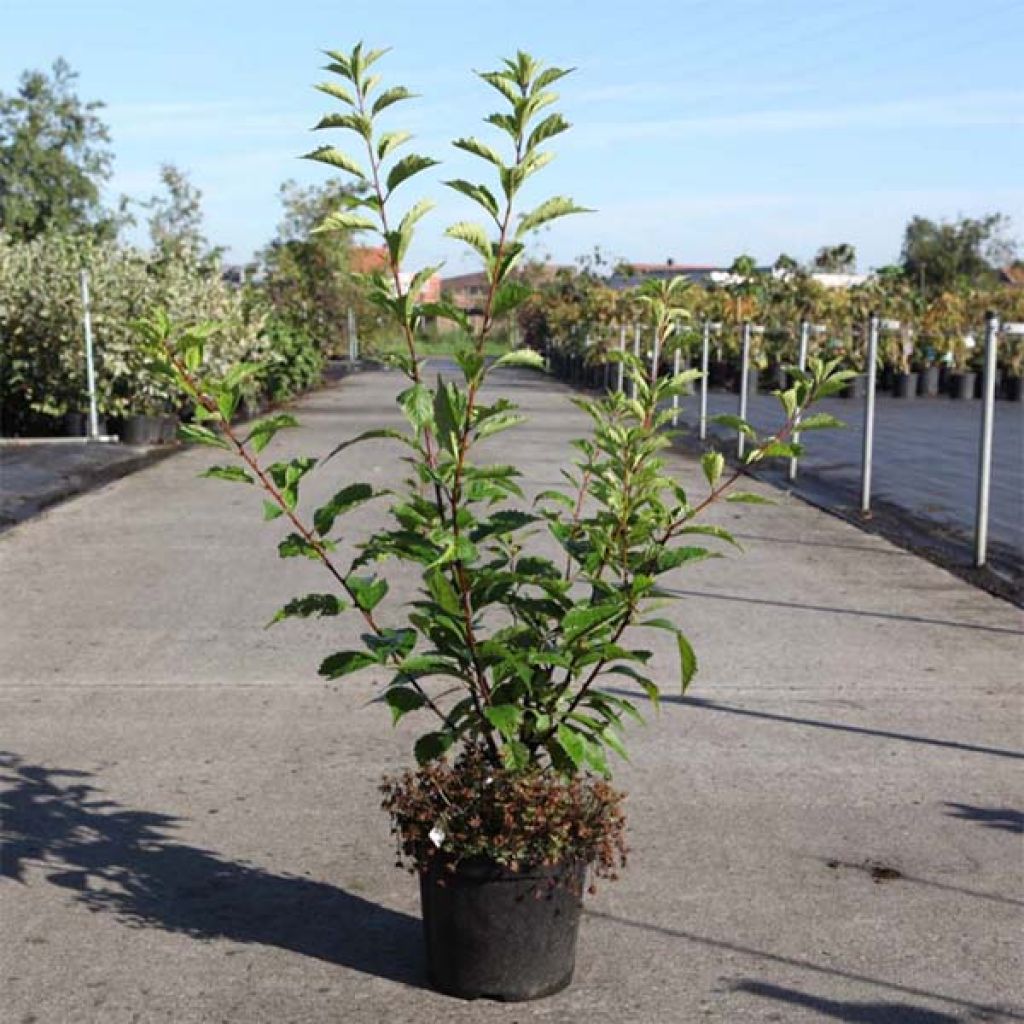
[812,243,856,273]
[900,213,1017,294]
[259,178,366,354]
[0,58,115,241]
[143,163,210,260]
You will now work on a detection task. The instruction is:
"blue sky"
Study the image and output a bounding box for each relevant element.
[4,0,1022,274]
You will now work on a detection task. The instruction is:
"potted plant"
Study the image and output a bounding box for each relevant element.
[140,45,851,1002]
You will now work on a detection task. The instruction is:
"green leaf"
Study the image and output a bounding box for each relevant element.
[556,724,587,769]
[501,740,531,771]
[493,347,545,370]
[562,603,621,645]
[179,423,230,450]
[516,196,590,238]
[796,412,846,431]
[314,81,356,106]
[677,631,698,692]
[678,524,741,549]
[246,413,299,454]
[314,209,378,234]
[200,465,253,485]
[711,414,756,437]
[490,281,533,319]
[372,85,415,116]
[444,221,492,265]
[346,573,388,612]
[385,686,426,725]
[656,546,718,572]
[414,731,454,765]
[452,136,504,167]
[444,179,499,220]
[263,500,284,521]
[526,112,570,152]
[324,427,417,463]
[386,153,439,194]
[701,451,724,488]
[278,533,321,559]
[399,383,433,431]
[319,650,377,679]
[313,483,376,536]
[484,704,523,740]
[377,130,412,161]
[270,593,347,625]
[725,492,774,505]
[301,146,368,180]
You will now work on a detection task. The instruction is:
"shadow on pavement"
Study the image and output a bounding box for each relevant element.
[0,752,425,987]
[608,690,1024,762]
[664,586,1023,636]
[944,803,1024,835]
[587,911,1020,1021]
[732,980,963,1023]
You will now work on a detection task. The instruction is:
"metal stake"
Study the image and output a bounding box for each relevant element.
[671,347,682,426]
[631,323,641,399]
[617,324,626,392]
[737,321,751,457]
[788,320,811,481]
[860,313,879,513]
[974,312,1000,567]
[347,308,358,362]
[699,319,710,440]
[79,270,100,439]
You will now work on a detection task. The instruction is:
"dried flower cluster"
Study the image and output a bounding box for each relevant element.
[381,745,627,889]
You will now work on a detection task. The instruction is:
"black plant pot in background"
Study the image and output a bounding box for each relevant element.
[63,411,88,436]
[420,856,585,1001]
[159,415,180,443]
[120,414,163,444]
[708,360,732,389]
[880,365,895,392]
[974,368,1001,399]
[893,372,918,399]
[1003,376,1024,402]
[732,367,759,396]
[917,366,941,397]
[948,372,977,400]
[63,411,109,436]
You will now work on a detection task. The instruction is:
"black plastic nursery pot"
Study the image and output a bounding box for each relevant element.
[918,365,941,397]
[731,367,758,396]
[1004,376,1023,402]
[893,372,918,399]
[420,855,585,1001]
[63,411,109,436]
[120,414,164,445]
[948,372,976,401]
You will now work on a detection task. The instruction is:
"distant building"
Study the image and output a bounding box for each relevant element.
[440,264,571,332]
[351,246,442,302]
[1000,263,1024,288]
[607,261,769,290]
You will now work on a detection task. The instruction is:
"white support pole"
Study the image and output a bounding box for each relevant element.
[650,331,660,386]
[737,321,751,457]
[347,308,358,362]
[617,323,626,393]
[974,312,1000,567]
[788,319,811,482]
[699,319,710,441]
[860,313,880,514]
[671,347,681,426]
[631,322,641,399]
[79,270,100,440]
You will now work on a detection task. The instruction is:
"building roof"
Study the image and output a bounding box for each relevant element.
[1001,264,1024,287]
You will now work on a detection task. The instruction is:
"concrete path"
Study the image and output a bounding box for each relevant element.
[2,367,1021,1023]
